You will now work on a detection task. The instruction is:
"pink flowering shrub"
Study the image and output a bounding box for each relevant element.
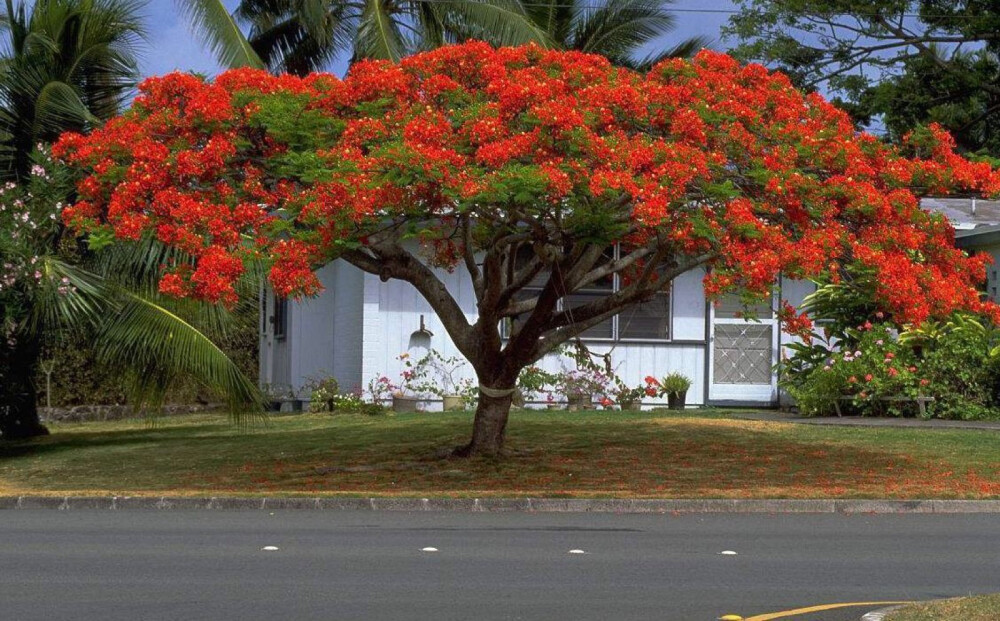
[785,318,1000,419]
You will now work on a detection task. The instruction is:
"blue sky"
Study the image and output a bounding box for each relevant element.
[140,0,738,79]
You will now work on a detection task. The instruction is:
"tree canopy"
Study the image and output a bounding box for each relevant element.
[54,42,1000,454]
[727,0,1000,154]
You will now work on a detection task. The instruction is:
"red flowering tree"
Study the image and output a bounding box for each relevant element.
[54,42,1000,456]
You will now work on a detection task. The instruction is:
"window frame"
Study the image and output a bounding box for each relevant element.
[271,293,288,340]
[501,245,673,343]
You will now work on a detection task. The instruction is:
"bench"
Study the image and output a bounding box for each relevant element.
[832,395,936,418]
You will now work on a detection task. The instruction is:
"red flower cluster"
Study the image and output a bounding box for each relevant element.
[52,42,1000,325]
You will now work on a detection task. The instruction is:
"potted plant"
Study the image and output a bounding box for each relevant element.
[556,368,609,411]
[656,372,692,410]
[392,353,426,412]
[609,376,661,412]
[517,365,558,408]
[410,349,470,411]
[366,374,397,408]
[612,384,646,411]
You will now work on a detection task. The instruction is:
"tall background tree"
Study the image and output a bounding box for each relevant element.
[0,0,260,440]
[56,43,1000,455]
[726,1,1000,155]
[181,0,706,75]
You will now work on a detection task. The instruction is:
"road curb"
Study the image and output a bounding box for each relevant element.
[4,496,1000,512]
[860,605,906,620]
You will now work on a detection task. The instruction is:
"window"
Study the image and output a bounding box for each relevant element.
[504,245,671,341]
[618,292,671,339]
[562,247,615,338]
[261,291,268,334]
[507,245,549,337]
[271,294,287,339]
[715,294,773,319]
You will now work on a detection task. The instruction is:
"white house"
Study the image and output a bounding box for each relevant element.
[259,198,1000,410]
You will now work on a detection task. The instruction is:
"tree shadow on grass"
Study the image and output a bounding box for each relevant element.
[0,414,985,497]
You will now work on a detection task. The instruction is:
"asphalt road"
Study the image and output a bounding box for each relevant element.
[2,511,999,621]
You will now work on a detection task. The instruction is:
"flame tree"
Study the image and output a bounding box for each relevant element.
[54,42,1000,456]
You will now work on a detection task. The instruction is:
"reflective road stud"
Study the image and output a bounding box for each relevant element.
[718,616,743,620]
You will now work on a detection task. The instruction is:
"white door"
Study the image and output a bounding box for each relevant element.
[708,295,779,403]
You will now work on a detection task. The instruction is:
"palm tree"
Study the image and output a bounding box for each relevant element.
[0,0,261,440]
[181,0,549,75]
[520,0,709,69]
[0,0,144,178]
[182,0,706,77]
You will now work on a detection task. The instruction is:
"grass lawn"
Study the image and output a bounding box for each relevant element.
[2,409,1000,498]
[886,595,1000,620]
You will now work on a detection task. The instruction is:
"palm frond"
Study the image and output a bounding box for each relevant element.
[571,0,682,67]
[96,291,264,422]
[524,0,574,44]
[96,236,264,340]
[354,0,407,62]
[634,35,712,70]
[32,78,99,135]
[0,0,145,176]
[28,255,106,333]
[436,0,551,48]
[176,0,265,69]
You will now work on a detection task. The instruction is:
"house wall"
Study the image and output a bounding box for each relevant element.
[777,276,817,407]
[331,262,366,392]
[264,257,815,409]
[954,233,1000,301]
[360,264,709,409]
[984,248,1000,301]
[259,287,292,390]
[259,262,364,398]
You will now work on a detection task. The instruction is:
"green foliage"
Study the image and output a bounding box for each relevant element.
[658,372,692,395]
[784,313,1000,420]
[248,94,345,153]
[517,365,559,402]
[786,325,924,417]
[727,0,1000,154]
[781,269,1000,419]
[177,0,265,70]
[911,321,1000,420]
[0,0,145,179]
[524,0,708,69]
[303,374,385,415]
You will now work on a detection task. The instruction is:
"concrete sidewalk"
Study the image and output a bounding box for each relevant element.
[5,496,1000,513]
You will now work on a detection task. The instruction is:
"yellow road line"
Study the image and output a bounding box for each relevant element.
[743,601,913,620]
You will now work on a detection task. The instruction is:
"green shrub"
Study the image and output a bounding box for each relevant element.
[785,325,924,417]
[784,314,1000,420]
[305,374,386,415]
[919,328,1000,420]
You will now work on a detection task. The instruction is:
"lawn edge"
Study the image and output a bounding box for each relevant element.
[5,496,1000,513]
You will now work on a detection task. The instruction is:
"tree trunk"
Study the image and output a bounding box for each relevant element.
[0,335,49,441]
[454,389,513,457]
